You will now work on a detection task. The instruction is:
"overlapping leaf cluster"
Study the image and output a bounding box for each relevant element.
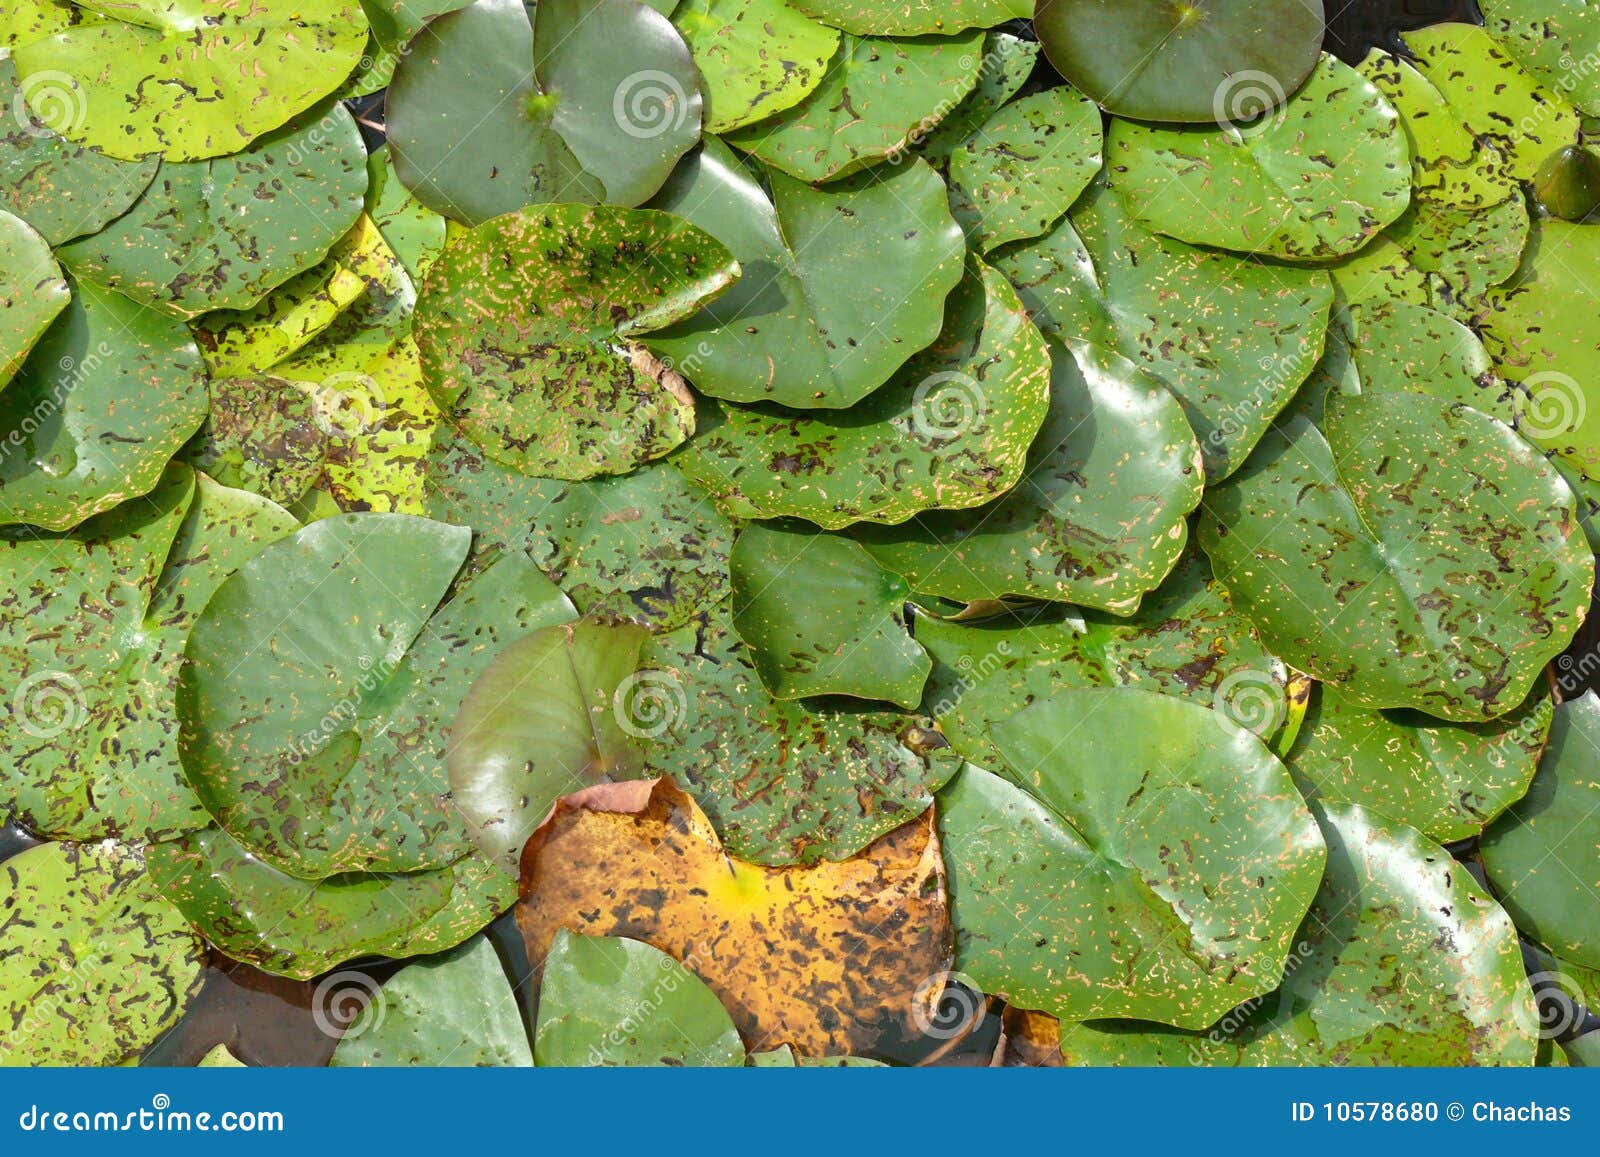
[2,0,1600,1068]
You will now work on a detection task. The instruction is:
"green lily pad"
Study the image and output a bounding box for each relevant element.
[786,0,1024,35]
[1105,55,1411,261]
[1324,232,1431,311]
[147,825,516,980]
[1034,0,1325,123]
[449,619,648,870]
[10,0,368,161]
[0,0,78,49]
[725,31,982,183]
[640,600,960,864]
[646,139,964,409]
[184,376,330,507]
[939,687,1325,1029]
[0,205,65,383]
[915,550,1288,770]
[1199,391,1593,722]
[55,103,368,319]
[671,258,1050,527]
[350,0,473,95]
[415,203,737,480]
[730,521,929,709]
[1482,692,1600,970]
[386,0,701,225]
[1482,0,1600,117]
[0,840,205,1066]
[423,424,733,632]
[179,515,576,876]
[993,178,1334,482]
[1286,682,1550,843]
[1,466,299,843]
[1343,299,1519,422]
[365,144,448,283]
[948,86,1102,252]
[915,31,1038,169]
[534,930,744,1066]
[330,935,533,1067]
[671,0,839,133]
[0,278,208,531]
[0,54,157,246]
[1057,802,1538,1065]
[855,342,1203,614]
[1385,191,1531,307]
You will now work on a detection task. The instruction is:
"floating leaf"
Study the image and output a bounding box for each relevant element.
[672,259,1050,527]
[365,144,447,282]
[1105,55,1410,261]
[915,31,1038,168]
[0,205,65,382]
[1385,192,1530,306]
[671,0,839,133]
[647,138,964,409]
[939,687,1325,1029]
[387,0,701,225]
[1481,0,1600,116]
[10,0,368,160]
[415,203,736,480]
[535,930,744,1066]
[349,0,472,95]
[725,32,982,183]
[786,0,1024,35]
[0,840,204,1066]
[517,778,950,1056]
[184,376,330,507]
[730,521,929,709]
[1034,0,1325,123]
[1199,391,1592,722]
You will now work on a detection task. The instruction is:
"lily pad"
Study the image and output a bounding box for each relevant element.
[647,138,964,409]
[1482,692,1600,970]
[535,930,744,1066]
[939,687,1325,1029]
[1034,0,1325,123]
[0,840,204,1066]
[786,0,1024,35]
[0,205,65,383]
[915,31,1038,169]
[330,935,533,1067]
[1105,54,1411,261]
[55,103,368,319]
[184,376,331,508]
[1482,0,1600,117]
[640,600,960,864]
[0,54,157,246]
[725,31,982,183]
[0,279,208,531]
[10,0,368,161]
[731,521,929,709]
[671,0,839,133]
[948,85,1102,252]
[671,258,1050,527]
[1384,191,1531,306]
[1199,391,1593,722]
[993,178,1334,481]
[350,0,473,95]
[365,144,447,282]
[855,342,1203,614]
[386,0,701,225]
[415,202,736,480]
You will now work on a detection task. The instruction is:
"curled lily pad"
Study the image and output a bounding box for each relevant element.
[1034,0,1325,123]
[993,178,1334,482]
[1105,55,1411,261]
[423,424,733,632]
[10,0,368,160]
[415,203,736,481]
[787,0,1024,35]
[671,0,839,133]
[646,138,964,409]
[1534,143,1600,220]
[1,466,299,843]
[0,840,205,1066]
[147,825,515,980]
[1057,802,1538,1065]
[672,259,1051,527]
[0,54,157,245]
[939,687,1325,1029]
[915,31,1038,168]
[1482,0,1600,116]
[0,205,65,382]
[387,0,701,225]
[1286,682,1551,843]
[1482,692,1600,970]
[0,279,208,531]
[1199,392,1593,722]
[725,31,982,183]
[640,600,960,864]
[55,103,368,319]
[535,930,744,1067]
[855,343,1203,614]
[731,521,929,709]
[948,85,1102,252]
